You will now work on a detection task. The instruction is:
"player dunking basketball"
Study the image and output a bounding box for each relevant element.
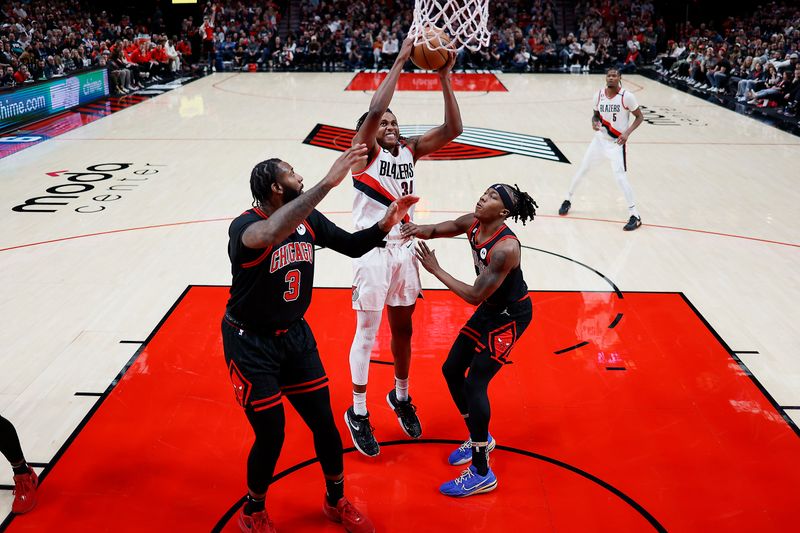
[344,37,463,456]
[559,67,645,231]
[402,184,537,497]
[222,145,417,532]
[1,415,38,513]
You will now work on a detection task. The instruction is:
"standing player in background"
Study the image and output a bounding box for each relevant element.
[345,38,463,457]
[222,145,417,532]
[402,184,536,497]
[199,5,216,71]
[558,68,645,231]
[1,415,38,513]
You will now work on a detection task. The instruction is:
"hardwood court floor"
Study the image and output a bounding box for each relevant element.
[1,72,798,530]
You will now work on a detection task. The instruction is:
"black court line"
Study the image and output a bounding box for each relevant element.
[74,392,103,397]
[554,341,589,355]
[608,313,623,329]
[781,406,800,410]
[0,286,193,532]
[606,367,627,371]
[26,463,47,468]
[119,340,145,344]
[0,485,12,491]
[213,439,666,532]
[679,293,799,439]
[369,359,394,366]
[732,350,759,354]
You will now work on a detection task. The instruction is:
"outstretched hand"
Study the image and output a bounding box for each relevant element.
[398,37,414,63]
[379,195,420,231]
[400,222,421,239]
[415,241,441,273]
[438,51,457,76]
[326,143,368,187]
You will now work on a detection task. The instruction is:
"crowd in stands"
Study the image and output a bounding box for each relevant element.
[1,0,798,118]
[195,0,664,73]
[652,1,799,117]
[0,0,188,94]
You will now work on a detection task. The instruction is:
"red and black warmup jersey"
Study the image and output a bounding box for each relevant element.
[226,207,387,332]
[468,220,528,306]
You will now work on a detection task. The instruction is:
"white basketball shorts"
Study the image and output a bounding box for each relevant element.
[352,240,422,311]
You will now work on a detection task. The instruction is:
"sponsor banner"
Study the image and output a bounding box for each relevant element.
[0,69,109,133]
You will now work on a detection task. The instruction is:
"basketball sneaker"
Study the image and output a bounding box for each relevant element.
[447,434,496,466]
[558,200,571,216]
[345,407,380,457]
[439,465,498,497]
[386,390,422,438]
[11,466,38,514]
[237,507,276,533]
[323,496,375,533]
[623,215,642,231]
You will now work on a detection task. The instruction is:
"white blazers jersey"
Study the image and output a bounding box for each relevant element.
[594,88,639,141]
[352,141,415,240]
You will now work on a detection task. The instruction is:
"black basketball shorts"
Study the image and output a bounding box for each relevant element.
[458,294,533,364]
[221,317,328,413]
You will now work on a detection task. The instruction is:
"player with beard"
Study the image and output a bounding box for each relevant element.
[345,37,463,457]
[401,184,536,497]
[558,67,645,231]
[222,145,418,532]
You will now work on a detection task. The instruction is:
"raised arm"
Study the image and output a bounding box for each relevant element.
[313,195,419,257]
[400,213,474,240]
[351,38,414,153]
[408,53,463,160]
[242,145,368,249]
[415,239,520,306]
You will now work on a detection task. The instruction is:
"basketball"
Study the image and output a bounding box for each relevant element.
[411,28,452,71]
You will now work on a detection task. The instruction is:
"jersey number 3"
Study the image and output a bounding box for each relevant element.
[283,269,301,302]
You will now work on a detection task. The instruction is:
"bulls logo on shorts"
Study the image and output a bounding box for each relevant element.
[228,360,251,407]
[488,322,517,362]
[296,224,307,235]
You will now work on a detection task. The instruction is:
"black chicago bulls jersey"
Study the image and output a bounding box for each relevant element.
[468,220,528,306]
[226,207,387,333]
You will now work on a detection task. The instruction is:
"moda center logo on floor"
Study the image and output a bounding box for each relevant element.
[12,162,166,214]
[304,124,570,163]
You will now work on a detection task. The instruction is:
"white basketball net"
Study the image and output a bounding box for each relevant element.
[408,0,491,53]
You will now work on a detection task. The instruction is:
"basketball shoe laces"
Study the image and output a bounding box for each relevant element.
[393,398,418,421]
[456,439,474,454]
[454,468,477,487]
[340,498,364,523]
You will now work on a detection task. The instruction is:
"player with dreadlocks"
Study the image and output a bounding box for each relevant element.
[401,183,536,497]
[223,144,417,532]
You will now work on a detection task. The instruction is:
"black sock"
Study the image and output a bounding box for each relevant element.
[244,494,265,515]
[325,477,344,506]
[472,445,489,476]
[11,461,29,476]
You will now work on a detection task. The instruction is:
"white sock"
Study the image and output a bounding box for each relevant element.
[353,391,367,416]
[395,378,409,401]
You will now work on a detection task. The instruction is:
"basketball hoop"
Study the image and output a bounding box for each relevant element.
[408,0,491,53]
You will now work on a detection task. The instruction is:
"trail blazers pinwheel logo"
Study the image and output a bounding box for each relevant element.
[303,124,570,163]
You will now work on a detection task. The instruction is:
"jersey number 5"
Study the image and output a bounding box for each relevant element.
[283,269,301,302]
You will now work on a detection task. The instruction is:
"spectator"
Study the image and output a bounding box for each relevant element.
[1,65,15,87]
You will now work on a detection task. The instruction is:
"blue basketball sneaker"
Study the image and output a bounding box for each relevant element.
[439,465,498,497]
[447,434,496,466]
